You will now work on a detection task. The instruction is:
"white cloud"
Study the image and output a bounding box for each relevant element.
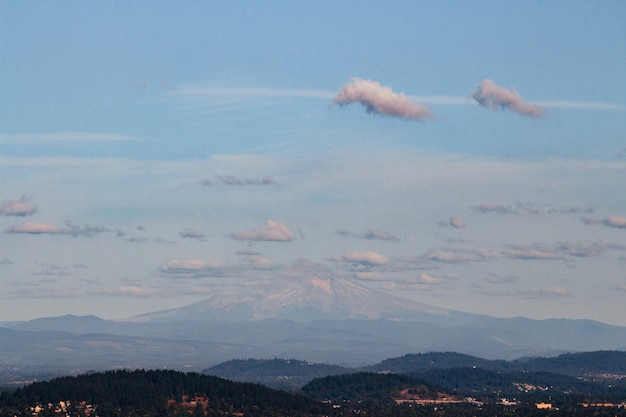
[0,195,37,216]
[179,229,207,241]
[501,246,562,260]
[603,215,626,228]
[333,251,390,266]
[472,79,544,118]
[6,222,63,234]
[331,78,434,121]
[245,256,281,270]
[230,220,296,242]
[158,258,228,277]
[449,216,466,229]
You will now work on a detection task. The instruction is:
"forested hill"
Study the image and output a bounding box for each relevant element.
[365,350,626,376]
[204,358,350,391]
[0,370,328,417]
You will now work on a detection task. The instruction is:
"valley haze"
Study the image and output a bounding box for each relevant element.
[2,271,626,378]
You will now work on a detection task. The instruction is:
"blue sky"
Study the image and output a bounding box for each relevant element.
[1,1,625,325]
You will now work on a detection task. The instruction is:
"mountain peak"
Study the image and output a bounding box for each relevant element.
[134,259,454,323]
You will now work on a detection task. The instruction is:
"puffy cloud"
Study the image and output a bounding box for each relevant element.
[0,195,37,216]
[449,216,466,229]
[603,215,626,228]
[179,229,207,241]
[471,79,544,118]
[333,251,389,266]
[158,258,227,277]
[417,273,441,285]
[230,220,296,242]
[331,78,434,121]
[6,222,63,234]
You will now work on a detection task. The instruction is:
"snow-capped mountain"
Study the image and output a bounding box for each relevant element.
[134,259,458,323]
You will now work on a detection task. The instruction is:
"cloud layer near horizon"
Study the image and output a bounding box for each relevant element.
[331,78,434,121]
[472,79,544,118]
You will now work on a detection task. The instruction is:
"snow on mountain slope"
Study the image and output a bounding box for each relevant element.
[133,259,456,322]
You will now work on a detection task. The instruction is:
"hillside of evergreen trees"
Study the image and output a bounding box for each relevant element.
[0,369,329,417]
[365,350,626,376]
[2,368,626,417]
[302,372,439,403]
[204,358,350,391]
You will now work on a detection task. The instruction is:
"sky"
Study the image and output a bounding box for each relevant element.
[1,1,625,325]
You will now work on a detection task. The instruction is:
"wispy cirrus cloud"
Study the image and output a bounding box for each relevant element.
[230,220,296,242]
[476,203,515,214]
[474,202,593,216]
[331,78,434,121]
[534,100,626,111]
[179,229,206,241]
[472,79,544,118]
[202,175,276,186]
[501,243,562,260]
[0,131,141,143]
[336,229,400,242]
[6,220,109,237]
[171,83,625,116]
[93,285,160,298]
[0,195,37,216]
[482,286,571,298]
[582,215,626,229]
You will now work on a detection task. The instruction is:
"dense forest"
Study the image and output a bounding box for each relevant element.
[0,369,328,417]
[2,368,626,417]
[2,352,626,416]
[365,350,626,375]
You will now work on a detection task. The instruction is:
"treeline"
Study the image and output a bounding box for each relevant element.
[0,369,329,417]
[412,367,626,400]
[302,372,438,403]
[204,358,349,391]
[2,369,626,417]
[365,350,626,376]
